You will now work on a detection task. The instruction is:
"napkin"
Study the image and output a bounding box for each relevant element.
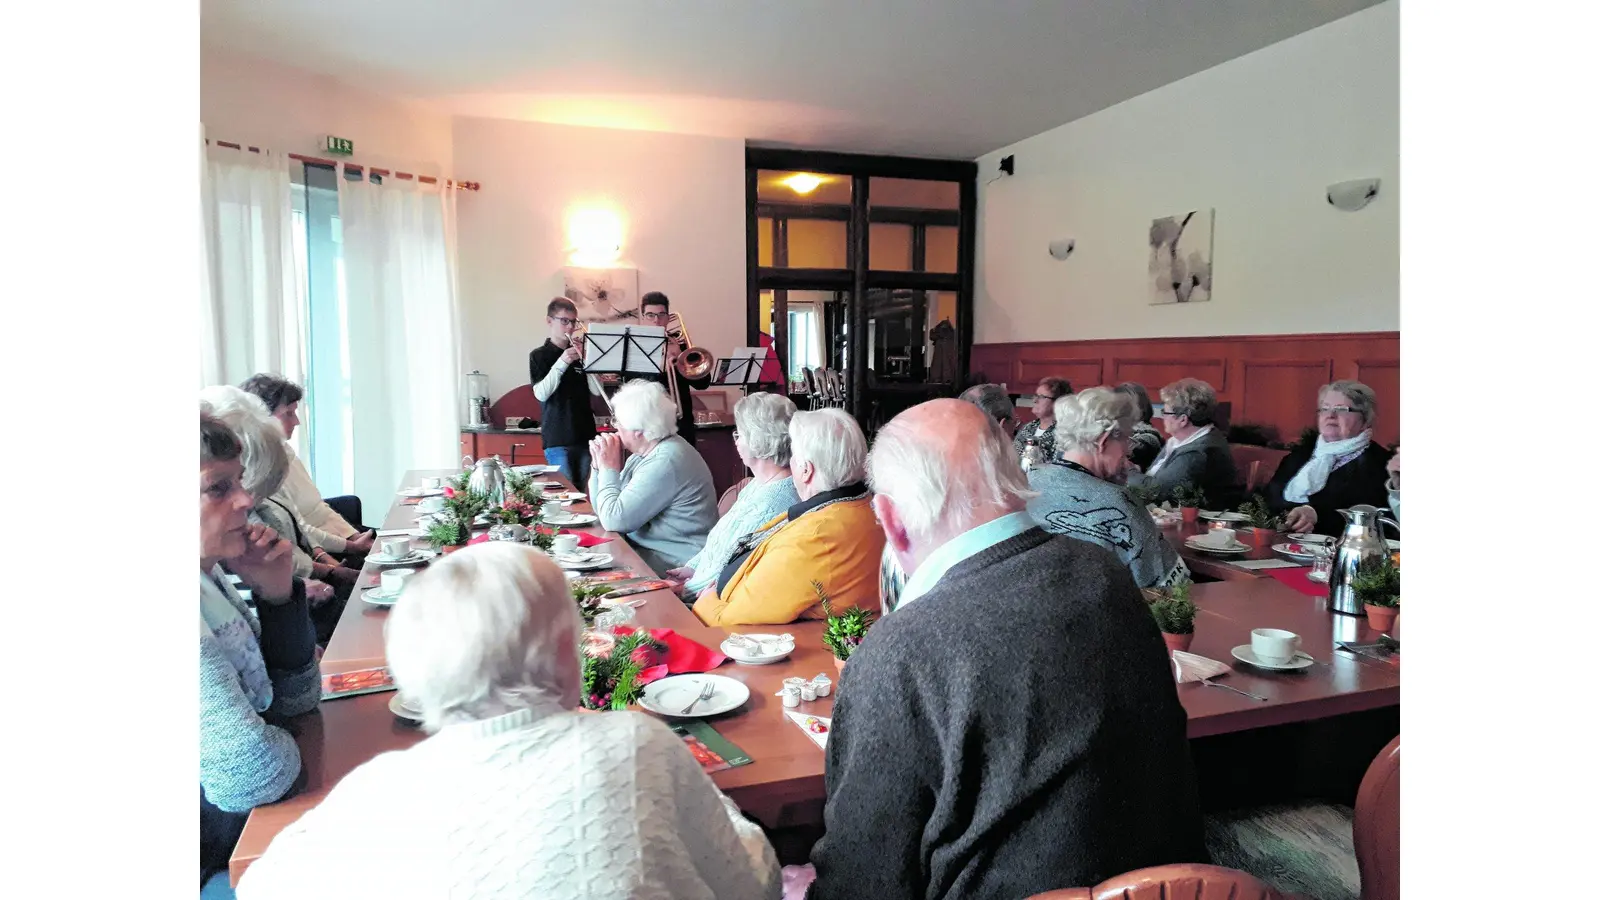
[1267,566,1328,597]
[1171,650,1231,684]
[376,528,427,538]
[563,529,610,548]
[612,626,728,675]
[784,710,832,749]
[1229,558,1303,570]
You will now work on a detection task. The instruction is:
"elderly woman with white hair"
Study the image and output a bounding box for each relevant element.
[200,386,358,640]
[1026,388,1189,588]
[693,408,885,626]
[236,544,781,899]
[1264,380,1394,536]
[587,380,719,574]
[666,392,800,596]
[199,410,320,897]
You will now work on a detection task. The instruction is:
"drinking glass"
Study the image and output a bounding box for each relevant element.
[1310,546,1335,581]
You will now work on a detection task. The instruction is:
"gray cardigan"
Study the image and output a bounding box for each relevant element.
[1027,462,1188,588]
[808,528,1207,899]
[590,435,718,573]
[1126,426,1239,508]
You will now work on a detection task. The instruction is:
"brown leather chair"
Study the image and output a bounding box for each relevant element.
[1354,736,1399,900]
[1026,863,1288,900]
[717,476,752,517]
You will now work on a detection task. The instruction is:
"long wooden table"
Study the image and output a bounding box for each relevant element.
[230,470,1400,884]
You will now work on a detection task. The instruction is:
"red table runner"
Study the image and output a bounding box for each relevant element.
[1266,566,1328,598]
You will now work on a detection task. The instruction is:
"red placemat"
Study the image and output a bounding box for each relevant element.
[466,528,610,548]
[1267,566,1327,597]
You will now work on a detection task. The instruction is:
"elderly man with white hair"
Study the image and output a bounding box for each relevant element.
[587,379,718,574]
[237,544,781,899]
[666,392,800,596]
[693,408,884,626]
[1026,387,1189,589]
[806,398,1207,900]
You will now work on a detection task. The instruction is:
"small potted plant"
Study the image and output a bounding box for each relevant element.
[429,487,490,553]
[425,517,472,554]
[1147,578,1197,653]
[1172,483,1207,524]
[1236,494,1281,546]
[1351,554,1400,632]
[818,581,875,674]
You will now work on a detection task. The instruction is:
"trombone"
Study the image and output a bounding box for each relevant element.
[664,312,715,419]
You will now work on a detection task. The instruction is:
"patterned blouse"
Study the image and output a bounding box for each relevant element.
[1013,420,1057,463]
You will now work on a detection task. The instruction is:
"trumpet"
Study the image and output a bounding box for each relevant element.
[664,312,715,418]
[568,322,614,414]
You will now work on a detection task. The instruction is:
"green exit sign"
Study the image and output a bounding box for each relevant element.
[324,135,354,156]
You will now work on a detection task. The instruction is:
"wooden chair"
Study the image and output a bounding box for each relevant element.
[1026,863,1288,900]
[1245,460,1262,493]
[1353,736,1400,900]
[717,476,752,517]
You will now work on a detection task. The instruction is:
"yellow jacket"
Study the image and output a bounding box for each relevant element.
[693,496,885,627]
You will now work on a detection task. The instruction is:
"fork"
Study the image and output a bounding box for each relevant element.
[680,681,716,714]
[1200,678,1268,702]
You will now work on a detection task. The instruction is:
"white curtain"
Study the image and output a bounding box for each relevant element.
[338,168,463,515]
[199,138,304,388]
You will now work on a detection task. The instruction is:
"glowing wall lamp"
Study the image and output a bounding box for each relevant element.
[567,207,625,266]
[784,173,825,195]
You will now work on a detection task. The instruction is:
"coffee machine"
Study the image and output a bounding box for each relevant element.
[465,369,490,430]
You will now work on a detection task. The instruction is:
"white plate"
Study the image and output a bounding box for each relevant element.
[1184,538,1251,555]
[512,464,558,475]
[389,694,423,722]
[399,487,444,498]
[1288,533,1334,545]
[361,587,403,607]
[1199,510,1252,523]
[637,674,750,718]
[544,512,599,527]
[1231,645,1314,671]
[367,549,437,566]
[1272,542,1321,561]
[555,492,587,502]
[1307,570,1330,584]
[554,552,614,571]
[720,633,795,665]
[1385,539,1400,551]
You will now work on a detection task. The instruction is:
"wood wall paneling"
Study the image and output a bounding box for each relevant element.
[970,332,1399,447]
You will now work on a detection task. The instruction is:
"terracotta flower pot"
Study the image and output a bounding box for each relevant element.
[1364,603,1398,632]
[1180,507,1200,523]
[1162,631,1194,653]
[833,655,847,673]
[441,543,464,555]
[1247,527,1277,547]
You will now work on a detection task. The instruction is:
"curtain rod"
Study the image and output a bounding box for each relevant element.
[207,139,481,192]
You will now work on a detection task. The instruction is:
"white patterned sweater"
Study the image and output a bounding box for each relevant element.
[237,705,781,900]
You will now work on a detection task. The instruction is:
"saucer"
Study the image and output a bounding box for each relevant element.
[1272,542,1321,561]
[1199,510,1251,523]
[368,549,437,566]
[361,587,403,607]
[1231,645,1314,671]
[389,694,424,723]
[1287,533,1333,545]
[555,552,614,571]
[1184,537,1250,554]
[545,512,599,526]
[720,633,796,665]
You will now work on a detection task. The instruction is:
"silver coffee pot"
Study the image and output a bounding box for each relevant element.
[463,455,509,507]
[1327,504,1400,616]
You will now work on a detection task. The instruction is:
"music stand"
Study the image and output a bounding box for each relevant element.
[714,347,786,395]
[582,323,667,378]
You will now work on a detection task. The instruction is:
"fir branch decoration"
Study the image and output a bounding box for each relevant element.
[425,519,469,548]
[1147,577,1197,635]
[1171,482,1207,509]
[570,580,613,625]
[818,581,875,661]
[1236,494,1281,530]
[1128,481,1164,510]
[581,630,666,710]
[1351,554,1400,608]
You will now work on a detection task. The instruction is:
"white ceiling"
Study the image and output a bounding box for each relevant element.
[200,0,1387,160]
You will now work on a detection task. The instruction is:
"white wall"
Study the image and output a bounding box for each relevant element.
[201,48,453,175]
[974,1,1398,344]
[451,116,747,405]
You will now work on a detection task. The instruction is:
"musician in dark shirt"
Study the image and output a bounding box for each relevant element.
[639,292,712,444]
[528,297,599,485]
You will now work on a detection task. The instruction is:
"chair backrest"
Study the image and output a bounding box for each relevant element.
[1245,459,1263,492]
[717,476,752,517]
[1354,735,1400,900]
[1027,864,1287,900]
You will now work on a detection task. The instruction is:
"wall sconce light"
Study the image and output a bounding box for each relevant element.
[784,173,825,195]
[567,207,624,266]
[1048,238,1076,260]
[1326,178,1381,211]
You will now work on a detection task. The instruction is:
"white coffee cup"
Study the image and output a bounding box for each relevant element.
[552,534,579,557]
[380,568,415,596]
[542,500,563,519]
[423,476,443,489]
[1251,628,1301,665]
[1202,528,1237,548]
[418,497,446,514]
[380,537,411,560]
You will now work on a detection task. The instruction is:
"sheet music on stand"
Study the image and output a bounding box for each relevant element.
[582,324,667,377]
[714,347,785,391]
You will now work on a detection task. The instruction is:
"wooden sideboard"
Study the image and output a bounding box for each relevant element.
[971,331,1399,447]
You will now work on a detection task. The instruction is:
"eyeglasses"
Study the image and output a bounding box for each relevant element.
[550,316,577,326]
[1317,405,1357,415]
